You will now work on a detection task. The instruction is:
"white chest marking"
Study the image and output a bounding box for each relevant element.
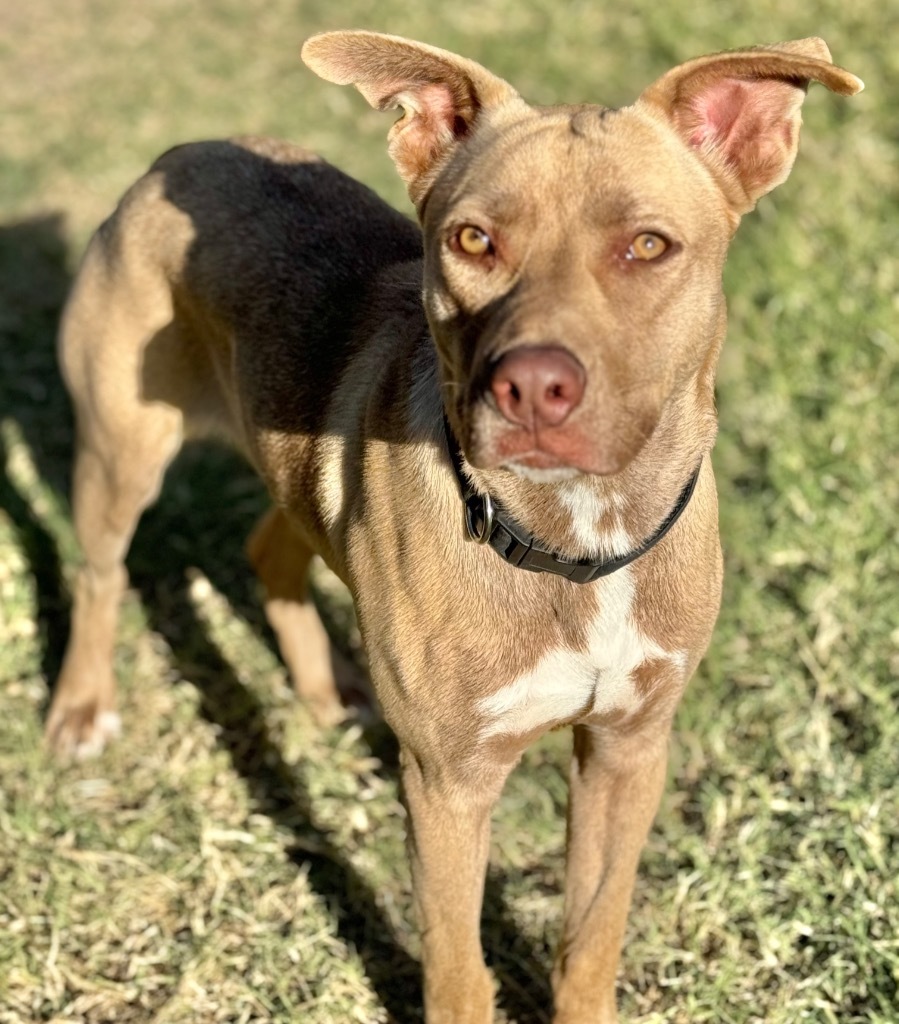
[478,568,682,739]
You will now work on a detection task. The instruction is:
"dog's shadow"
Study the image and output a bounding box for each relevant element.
[0,214,553,1023]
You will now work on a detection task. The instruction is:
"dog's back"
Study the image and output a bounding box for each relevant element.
[62,137,423,460]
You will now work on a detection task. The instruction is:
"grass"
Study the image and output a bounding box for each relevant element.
[0,0,896,1021]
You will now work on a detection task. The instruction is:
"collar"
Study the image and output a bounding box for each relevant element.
[445,418,699,584]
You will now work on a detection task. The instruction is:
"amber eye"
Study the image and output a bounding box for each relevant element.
[455,225,493,256]
[627,232,669,261]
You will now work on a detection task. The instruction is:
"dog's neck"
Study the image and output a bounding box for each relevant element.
[444,416,701,581]
[460,384,716,563]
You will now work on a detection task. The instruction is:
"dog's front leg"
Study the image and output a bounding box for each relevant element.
[401,747,510,1024]
[552,719,672,1024]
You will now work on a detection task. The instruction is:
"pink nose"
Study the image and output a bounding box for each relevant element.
[489,346,585,429]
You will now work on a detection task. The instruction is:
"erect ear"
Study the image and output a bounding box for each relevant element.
[639,38,863,217]
[302,31,523,208]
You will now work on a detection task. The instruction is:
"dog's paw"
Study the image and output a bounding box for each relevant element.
[306,694,353,729]
[45,703,122,760]
[292,649,379,729]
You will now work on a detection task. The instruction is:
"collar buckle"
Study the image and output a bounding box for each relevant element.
[464,491,495,544]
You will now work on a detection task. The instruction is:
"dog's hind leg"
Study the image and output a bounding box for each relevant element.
[247,507,357,726]
[46,410,183,758]
[46,230,185,758]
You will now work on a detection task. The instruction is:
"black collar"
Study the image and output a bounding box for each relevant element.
[445,419,699,584]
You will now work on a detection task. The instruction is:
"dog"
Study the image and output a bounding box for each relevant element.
[47,31,862,1023]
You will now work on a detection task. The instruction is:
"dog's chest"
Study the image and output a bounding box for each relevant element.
[477,568,683,739]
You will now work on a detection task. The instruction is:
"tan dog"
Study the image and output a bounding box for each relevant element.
[47,32,862,1023]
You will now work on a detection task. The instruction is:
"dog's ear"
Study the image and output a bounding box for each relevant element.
[302,31,522,207]
[639,39,863,217]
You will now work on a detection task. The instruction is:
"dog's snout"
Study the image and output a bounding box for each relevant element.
[489,346,585,429]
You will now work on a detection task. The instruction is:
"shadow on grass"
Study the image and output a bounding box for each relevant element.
[0,213,554,1022]
[133,565,426,1022]
[485,873,554,1023]
[0,215,74,689]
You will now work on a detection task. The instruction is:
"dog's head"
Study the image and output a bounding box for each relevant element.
[303,33,861,479]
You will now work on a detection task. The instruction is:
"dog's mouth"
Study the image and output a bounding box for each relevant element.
[502,428,633,477]
[465,399,659,478]
[495,430,580,470]
[469,421,637,478]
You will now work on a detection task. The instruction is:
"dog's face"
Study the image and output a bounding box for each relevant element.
[302,32,862,479]
[420,102,731,477]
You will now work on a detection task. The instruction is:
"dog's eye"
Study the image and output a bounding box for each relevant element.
[454,225,493,257]
[627,232,669,261]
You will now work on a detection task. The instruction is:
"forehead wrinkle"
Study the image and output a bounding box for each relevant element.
[484,108,611,169]
[568,106,616,136]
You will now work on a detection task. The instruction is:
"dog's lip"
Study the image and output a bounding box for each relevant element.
[493,426,583,468]
[475,424,636,477]
[489,430,588,473]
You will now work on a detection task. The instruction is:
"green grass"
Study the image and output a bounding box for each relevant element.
[1,1,896,1021]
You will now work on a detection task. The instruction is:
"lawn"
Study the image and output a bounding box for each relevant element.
[0,1,896,1022]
